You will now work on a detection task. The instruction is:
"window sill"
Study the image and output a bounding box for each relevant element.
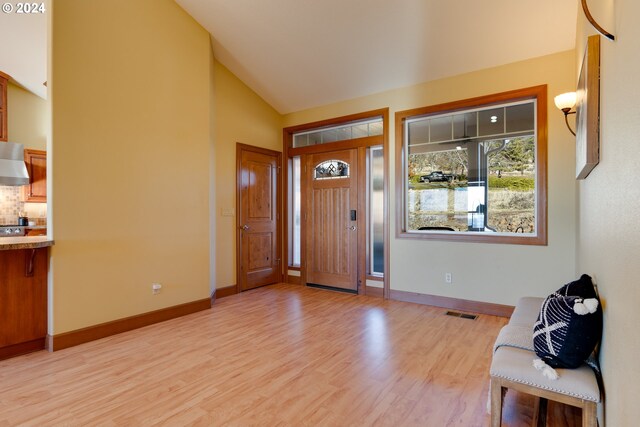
[396,229,547,246]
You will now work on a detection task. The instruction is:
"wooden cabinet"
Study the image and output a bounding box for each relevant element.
[0,72,7,142]
[24,149,47,202]
[25,228,47,236]
[0,248,48,360]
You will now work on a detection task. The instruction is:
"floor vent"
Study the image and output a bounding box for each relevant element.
[445,311,478,320]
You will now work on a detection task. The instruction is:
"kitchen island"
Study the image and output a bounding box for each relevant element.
[0,238,53,359]
[0,236,53,250]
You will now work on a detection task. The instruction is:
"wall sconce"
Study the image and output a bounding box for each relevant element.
[581,0,615,41]
[554,92,577,136]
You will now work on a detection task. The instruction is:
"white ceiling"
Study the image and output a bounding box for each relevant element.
[0,1,578,110]
[176,0,578,114]
[0,1,48,99]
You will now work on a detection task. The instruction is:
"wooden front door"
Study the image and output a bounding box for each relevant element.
[305,149,358,292]
[237,144,282,291]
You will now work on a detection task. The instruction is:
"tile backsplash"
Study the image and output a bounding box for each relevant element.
[0,186,21,224]
[0,186,47,225]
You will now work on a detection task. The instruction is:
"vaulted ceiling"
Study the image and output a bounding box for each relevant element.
[176,0,578,113]
[0,0,48,98]
[0,0,578,110]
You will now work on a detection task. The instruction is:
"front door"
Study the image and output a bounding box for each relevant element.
[237,144,282,291]
[305,149,358,292]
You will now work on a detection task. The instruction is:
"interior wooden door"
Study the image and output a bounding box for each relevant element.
[305,149,358,291]
[237,144,282,291]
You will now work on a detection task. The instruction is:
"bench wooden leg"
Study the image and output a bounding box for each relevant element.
[491,373,599,427]
[490,377,504,427]
[582,401,597,427]
[531,396,547,427]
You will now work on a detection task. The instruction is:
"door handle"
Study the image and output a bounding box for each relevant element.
[240,224,250,230]
[346,225,357,231]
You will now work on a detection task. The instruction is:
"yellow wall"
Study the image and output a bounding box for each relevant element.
[7,82,47,150]
[4,82,48,222]
[212,61,282,289]
[284,50,577,305]
[50,0,212,333]
[576,0,639,424]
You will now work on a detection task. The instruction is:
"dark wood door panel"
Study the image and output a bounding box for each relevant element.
[248,161,273,220]
[306,149,358,291]
[247,233,272,270]
[237,144,282,292]
[309,187,352,277]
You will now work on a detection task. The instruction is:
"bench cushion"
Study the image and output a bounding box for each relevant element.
[509,297,544,327]
[490,346,600,402]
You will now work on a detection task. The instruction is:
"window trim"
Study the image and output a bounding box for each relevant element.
[394,85,548,246]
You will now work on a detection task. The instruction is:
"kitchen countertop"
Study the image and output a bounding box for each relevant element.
[0,236,54,250]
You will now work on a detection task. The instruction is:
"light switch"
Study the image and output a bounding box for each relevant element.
[221,208,235,217]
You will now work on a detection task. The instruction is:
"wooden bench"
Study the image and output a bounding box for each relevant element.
[490,297,600,427]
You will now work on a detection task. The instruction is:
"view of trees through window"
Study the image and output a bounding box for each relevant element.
[407,136,535,233]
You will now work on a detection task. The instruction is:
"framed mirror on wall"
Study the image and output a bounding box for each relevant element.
[576,34,601,180]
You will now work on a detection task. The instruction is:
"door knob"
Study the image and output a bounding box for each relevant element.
[346,225,357,231]
[241,224,250,230]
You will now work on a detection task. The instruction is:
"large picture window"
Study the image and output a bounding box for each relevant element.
[395,86,547,245]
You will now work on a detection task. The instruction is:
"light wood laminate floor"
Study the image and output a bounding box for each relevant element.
[0,284,580,426]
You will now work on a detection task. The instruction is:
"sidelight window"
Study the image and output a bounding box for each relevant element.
[369,146,384,275]
[289,156,302,267]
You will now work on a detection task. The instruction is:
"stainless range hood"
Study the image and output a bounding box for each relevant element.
[0,142,29,186]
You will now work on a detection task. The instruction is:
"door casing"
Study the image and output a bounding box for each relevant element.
[283,109,390,298]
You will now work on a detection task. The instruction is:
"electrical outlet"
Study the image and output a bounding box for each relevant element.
[445,273,452,284]
[152,283,162,295]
